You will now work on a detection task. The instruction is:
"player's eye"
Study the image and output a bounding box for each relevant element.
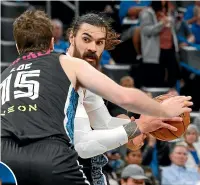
[96,40,104,46]
[83,37,90,43]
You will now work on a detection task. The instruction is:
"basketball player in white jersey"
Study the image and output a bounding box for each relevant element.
[66,13,192,185]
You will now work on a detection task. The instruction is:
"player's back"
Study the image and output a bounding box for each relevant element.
[1,51,78,143]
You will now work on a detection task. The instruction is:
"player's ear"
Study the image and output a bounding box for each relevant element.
[69,31,75,46]
[16,44,20,55]
[50,37,54,51]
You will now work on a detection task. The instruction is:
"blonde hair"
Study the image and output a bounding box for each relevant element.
[184,124,199,142]
[187,124,199,133]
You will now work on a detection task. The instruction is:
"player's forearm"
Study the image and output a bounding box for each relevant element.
[88,104,130,130]
[74,118,139,158]
[118,88,166,117]
[75,125,128,158]
[105,117,131,129]
[72,59,166,117]
[91,115,130,130]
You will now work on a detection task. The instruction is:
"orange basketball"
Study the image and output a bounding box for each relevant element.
[150,94,190,141]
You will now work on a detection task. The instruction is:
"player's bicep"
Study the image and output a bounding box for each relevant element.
[75,89,88,119]
[74,100,91,144]
[83,90,104,112]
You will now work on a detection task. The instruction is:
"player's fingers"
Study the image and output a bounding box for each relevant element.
[162,117,183,122]
[168,95,184,101]
[183,101,193,107]
[177,96,192,102]
[184,96,192,100]
[160,122,178,131]
[182,107,192,113]
[173,95,185,99]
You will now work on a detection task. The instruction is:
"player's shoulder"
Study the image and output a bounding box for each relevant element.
[60,54,84,62]
[60,55,87,68]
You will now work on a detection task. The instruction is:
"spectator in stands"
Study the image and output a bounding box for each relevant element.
[119,1,151,59]
[184,1,200,25]
[124,149,157,185]
[120,76,135,88]
[182,125,200,170]
[120,164,150,185]
[162,144,200,185]
[107,76,136,118]
[119,1,151,24]
[191,7,200,45]
[194,113,200,139]
[142,135,159,180]
[142,134,171,181]
[104,113,145,184]
[175,12,195,48]
[139,1,180,88]
[52,19,69,53]
[104,149,123,185]
[125,149,142,166]
[106,149,125,174]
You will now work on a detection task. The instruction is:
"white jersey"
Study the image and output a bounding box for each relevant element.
[66,52,130,158]
[74,88,129,158]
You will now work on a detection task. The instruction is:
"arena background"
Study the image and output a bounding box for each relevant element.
[1,1,200,185]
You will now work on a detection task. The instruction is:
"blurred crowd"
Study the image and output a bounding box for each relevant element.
[51,1,200,103]
[49,1,200,185]
[1,0,200,185]
[102,115,200,185]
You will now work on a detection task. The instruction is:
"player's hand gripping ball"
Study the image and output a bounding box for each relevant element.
[117,114,146,151]
[150,94,190,141]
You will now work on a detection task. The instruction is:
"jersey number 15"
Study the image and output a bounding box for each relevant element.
[0,70,40,106]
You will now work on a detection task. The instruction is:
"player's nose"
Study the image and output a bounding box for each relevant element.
[88,41,97,52]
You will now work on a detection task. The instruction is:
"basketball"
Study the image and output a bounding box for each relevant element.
[150,94,190,141]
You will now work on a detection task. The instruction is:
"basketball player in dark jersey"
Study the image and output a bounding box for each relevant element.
[0,10,192,185]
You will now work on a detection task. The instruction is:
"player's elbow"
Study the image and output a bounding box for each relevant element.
[75,144,91,159]
[75,141,107,159]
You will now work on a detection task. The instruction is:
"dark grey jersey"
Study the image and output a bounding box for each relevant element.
[1,51,79,143]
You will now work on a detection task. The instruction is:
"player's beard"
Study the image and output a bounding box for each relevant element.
[73,43,102,69]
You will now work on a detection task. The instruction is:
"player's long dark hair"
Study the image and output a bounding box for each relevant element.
[67,13,121,50]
